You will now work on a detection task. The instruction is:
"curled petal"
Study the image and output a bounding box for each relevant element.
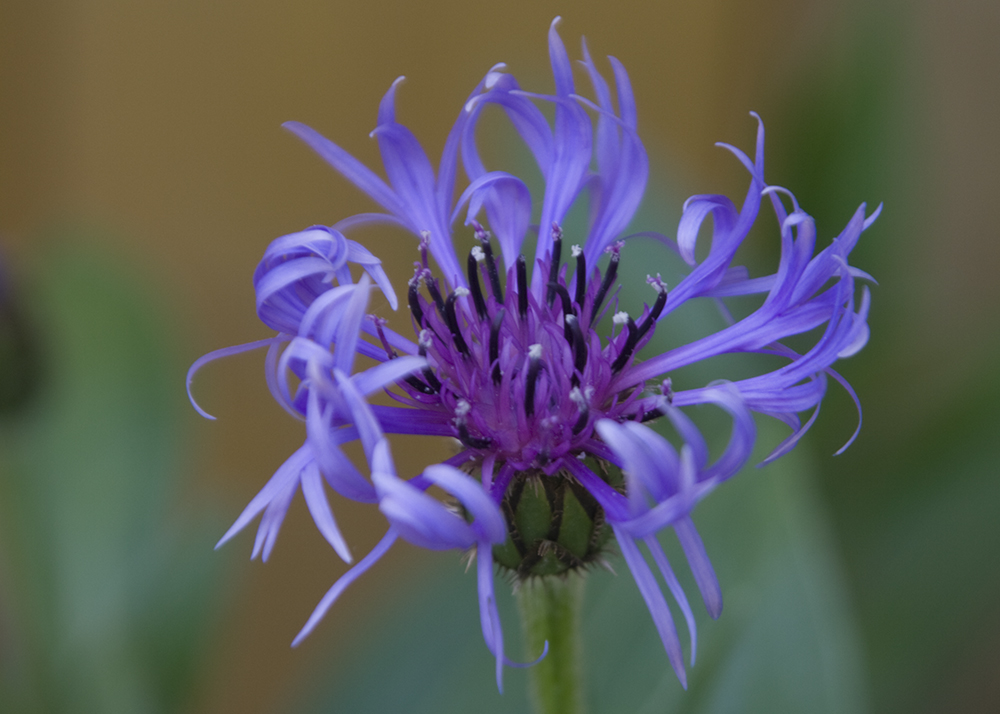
[292,529,399,647]
[187,337,285,420]
[454,171,532,269]
[422,464,507,544]
[595,419,680,513]
[477,540,506,692]
[375,473,477,550]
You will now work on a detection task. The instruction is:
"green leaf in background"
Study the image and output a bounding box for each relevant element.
[843,373,1000,714]
[0,233,227,714]
[769,3,1000,710]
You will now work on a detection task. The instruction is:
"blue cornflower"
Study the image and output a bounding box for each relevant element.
[188,18,876,691]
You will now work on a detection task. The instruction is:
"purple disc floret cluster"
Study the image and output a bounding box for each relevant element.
[188,18,877,691]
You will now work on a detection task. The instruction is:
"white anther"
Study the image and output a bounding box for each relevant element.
[419,330,433,348]
[411,270,428,287]
[613,311,630,325]
[571,244,582,257]
[647,273,668,293]
[569,387,587,406]
[528,343,543,359]
[471,246,485,262]
[584,386,595,400]
[454,287,470,297]
[455,400,471,418]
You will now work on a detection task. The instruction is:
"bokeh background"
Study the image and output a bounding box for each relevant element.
[1,1,998,712]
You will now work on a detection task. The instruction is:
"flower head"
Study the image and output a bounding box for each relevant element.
[188,17,876,692]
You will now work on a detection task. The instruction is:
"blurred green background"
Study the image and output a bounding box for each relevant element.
[1,1,998,712]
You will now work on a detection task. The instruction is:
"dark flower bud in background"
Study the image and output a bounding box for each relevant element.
[0,250,42,416]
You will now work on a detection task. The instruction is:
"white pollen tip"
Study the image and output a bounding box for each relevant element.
[455,400,471,417]
[613,311,629,325]
[419,329,432,347]
[569,387,586,405]
[471,246,485,262]
[454,287,470,297]
[528,343,543,359]
[571,244,582,257]
[647,273,669,293]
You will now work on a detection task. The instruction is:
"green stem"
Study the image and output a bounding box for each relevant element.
[516,572,586,714]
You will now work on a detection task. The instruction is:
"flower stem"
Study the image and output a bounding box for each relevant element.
[516,572,586,714]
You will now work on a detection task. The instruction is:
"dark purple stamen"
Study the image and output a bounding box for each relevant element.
[467,251,487,320]
[489,308,506,384]
[572,403,590,434]
[377,322,431,395]
[407,280,425,327]
[564,314,588,377]
[516,256,528,319]
[404,374,437,395]
[476,226,504,302]
[574,249,587,308]
[634,285,668,344]
[416,338,442,391]
[546,225,563,307]
[639,406,664,423]
[590,250,620,326]
[525,351,543,417]
[426,276,446,317]
[458,421,491,449]
[422,367,442,392]
[444,292,470,356]
[549,281,575,342]
[611,316,639,373]
[548,282,573,318]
